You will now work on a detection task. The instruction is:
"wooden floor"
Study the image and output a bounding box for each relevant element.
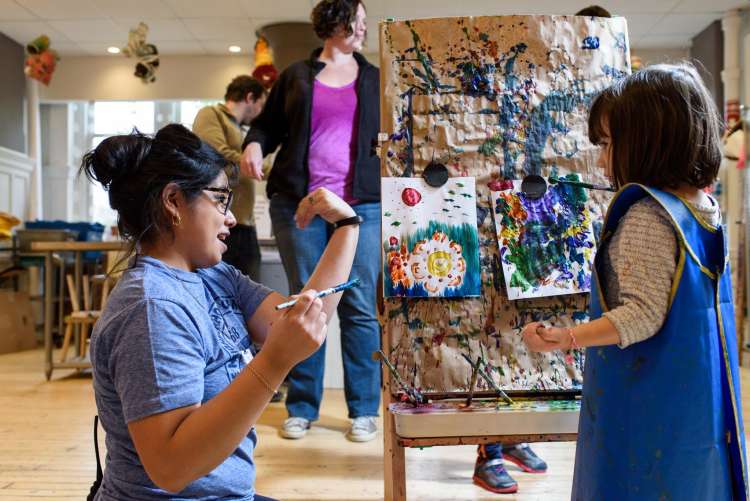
[1,349,748,500]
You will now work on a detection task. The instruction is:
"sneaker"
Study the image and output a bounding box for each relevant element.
[280,417,310,439]
[502,443,548,473]
[473,457,518,494]
[346,416,377,442]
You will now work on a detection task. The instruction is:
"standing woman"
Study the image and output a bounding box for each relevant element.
[241,0,381,442]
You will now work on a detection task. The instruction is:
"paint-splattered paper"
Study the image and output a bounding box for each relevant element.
[492,177,596,300]
[379,15,630,393]
[382,177,481,297]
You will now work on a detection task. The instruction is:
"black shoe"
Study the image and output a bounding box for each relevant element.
[502,444,547,473]
[473,457,518,494]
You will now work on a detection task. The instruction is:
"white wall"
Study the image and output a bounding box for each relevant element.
[0,146,33,220]
[40,55,253,102]
[631,47,690,66]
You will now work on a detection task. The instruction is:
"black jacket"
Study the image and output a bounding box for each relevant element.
[243,48,381,203]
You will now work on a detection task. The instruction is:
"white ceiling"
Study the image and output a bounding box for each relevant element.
[0,0,747,57]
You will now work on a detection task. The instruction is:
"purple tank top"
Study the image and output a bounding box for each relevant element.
[308,78,359,204]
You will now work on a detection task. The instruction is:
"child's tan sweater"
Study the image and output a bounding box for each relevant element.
[601,195,721,348]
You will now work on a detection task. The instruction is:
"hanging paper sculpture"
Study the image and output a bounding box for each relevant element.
[382,177,481,298]
[379,15,630,393]
[24,35,59,85]
[251,36,278,89]
[491,176,596,300]
[122,22,159,84]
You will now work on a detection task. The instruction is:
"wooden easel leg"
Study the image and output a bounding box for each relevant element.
[384,408,406,500]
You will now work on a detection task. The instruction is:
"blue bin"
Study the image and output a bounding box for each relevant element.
[25,221,105,261]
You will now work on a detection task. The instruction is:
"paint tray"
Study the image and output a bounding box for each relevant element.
[390,398,580,438]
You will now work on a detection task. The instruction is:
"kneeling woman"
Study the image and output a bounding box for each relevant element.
[83,124,360,500]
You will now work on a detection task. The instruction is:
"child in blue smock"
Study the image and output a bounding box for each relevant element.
[522,63,748,500]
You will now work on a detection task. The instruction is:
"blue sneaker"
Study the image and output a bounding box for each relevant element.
[502,443,548,474]
[474,445,518,494]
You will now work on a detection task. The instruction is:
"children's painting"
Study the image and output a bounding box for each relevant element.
[379,15,630,393]
[492,176,596,300]
[382,177,481,298]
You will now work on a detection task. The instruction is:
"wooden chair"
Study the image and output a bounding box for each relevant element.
[59,274,104,362]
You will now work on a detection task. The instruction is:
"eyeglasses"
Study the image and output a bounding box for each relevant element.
[203,187,234,215]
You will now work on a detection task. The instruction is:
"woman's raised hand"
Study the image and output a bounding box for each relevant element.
[294,187,356,229]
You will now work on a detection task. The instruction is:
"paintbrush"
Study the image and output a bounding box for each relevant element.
[460,353,514,405]
[462,356,481,408]
[374,350,428,405]
[275,278,361,310]
[548,176,615,192]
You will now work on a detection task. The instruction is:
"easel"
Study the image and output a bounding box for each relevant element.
[380,333,578,500]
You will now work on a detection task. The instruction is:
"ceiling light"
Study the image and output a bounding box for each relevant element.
[228,45,241,53]
[107,46,120,54]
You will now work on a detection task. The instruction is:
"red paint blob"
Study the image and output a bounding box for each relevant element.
[488,179,514,191]
[401,188,422,206]
[389,236,398,247]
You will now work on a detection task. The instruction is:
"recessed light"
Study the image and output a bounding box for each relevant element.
[107,46,120,54]
[228,45,241,53]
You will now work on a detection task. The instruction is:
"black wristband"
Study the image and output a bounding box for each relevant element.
[333,215,363,229]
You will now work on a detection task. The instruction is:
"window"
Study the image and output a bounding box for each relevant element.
[93,101,155,135]
[85,100,218,227]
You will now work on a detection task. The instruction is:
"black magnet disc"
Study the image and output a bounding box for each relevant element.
[423,162,449,187]
[520,174,547,200]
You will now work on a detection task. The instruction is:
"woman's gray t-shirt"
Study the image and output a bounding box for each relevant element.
[91,255,272,500]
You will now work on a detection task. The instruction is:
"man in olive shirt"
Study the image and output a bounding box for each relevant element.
[193,76,267,280]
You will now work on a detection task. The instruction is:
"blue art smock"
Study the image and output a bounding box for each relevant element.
[572,184,748,500]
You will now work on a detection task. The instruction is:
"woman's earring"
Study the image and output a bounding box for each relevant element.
[173,214,182,227]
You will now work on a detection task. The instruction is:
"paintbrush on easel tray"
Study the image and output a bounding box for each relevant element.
[460,353,514,405]
[548,176,616,192]
[374,350,428,405]
[462,356,481,408]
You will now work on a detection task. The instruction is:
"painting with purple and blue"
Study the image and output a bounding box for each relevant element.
[492,175,597,300]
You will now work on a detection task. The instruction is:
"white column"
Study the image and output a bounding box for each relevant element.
[41,103,77,220]
[722,10,747,356]
[25,78,43,220]
[722,10,741,124]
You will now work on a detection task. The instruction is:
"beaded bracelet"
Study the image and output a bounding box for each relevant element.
[248,364,275,394]
[567,327,580,350]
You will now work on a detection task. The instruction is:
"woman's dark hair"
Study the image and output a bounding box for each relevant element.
[311,0,364,40]
[575,5,611,17]
[588,63,723,190]
[80,123,236,248]
[225,75,266,102]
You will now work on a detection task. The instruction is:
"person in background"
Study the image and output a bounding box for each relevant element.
[193,76,266,282]
[83,123,360,499]
[472,4,613,495]
[240,0,381,443]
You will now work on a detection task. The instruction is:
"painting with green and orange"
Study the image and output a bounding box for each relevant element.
[492,175,597,300]
[379,14,629,395]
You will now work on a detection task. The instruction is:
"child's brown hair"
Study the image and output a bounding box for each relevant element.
[588,63,723,190]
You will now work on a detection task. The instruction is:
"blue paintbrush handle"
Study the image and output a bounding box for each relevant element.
[275,278,361,310]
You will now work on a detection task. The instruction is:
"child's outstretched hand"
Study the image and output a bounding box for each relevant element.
[521,322,573,352]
